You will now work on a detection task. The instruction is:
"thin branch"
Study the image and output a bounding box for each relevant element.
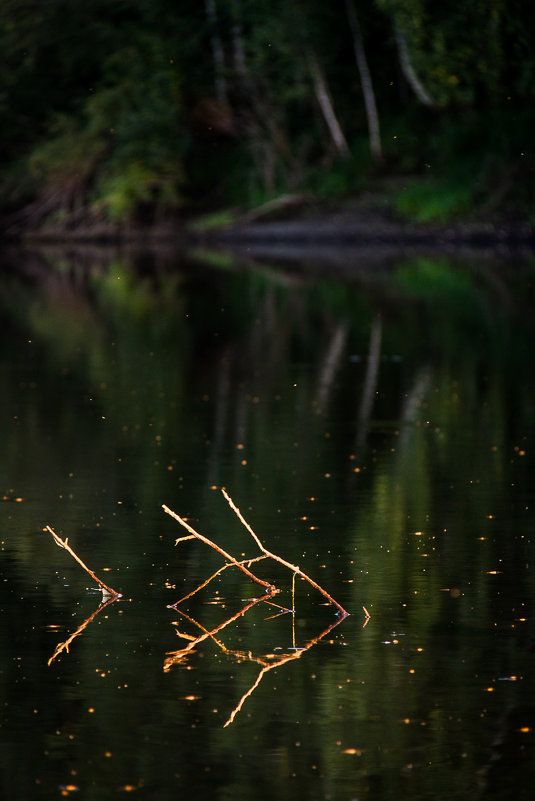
[45,526,121,598]
[221,489,348,616]
[162,505,277,595]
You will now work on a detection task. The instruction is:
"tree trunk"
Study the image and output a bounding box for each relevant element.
[308,52,351,159]
[229,0,247,79]
[394,21,436,107]
[205,0,228,104]
[344,0,382,162]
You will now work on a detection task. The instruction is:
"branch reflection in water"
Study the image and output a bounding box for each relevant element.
[163,489,356,725]
[165,594,348,727]
[47,594,121,665]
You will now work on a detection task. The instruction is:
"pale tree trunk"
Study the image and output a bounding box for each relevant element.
[394,21,436,107]
[229,0,247,79]
[228,0,291,193]
[308,52,351,159]
[205,0,228,104]
[344,0,382,162]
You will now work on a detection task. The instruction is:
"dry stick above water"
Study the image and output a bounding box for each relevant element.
[220,488,349,617]
[44,525,121,598]
[161,505,278,596]
[162,488,348,618]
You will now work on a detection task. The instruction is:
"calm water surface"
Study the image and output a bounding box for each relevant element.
[1,247,535,800]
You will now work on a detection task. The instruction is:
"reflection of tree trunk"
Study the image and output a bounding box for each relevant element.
[316,321,349,413]
[394,21,436,107]
[308,52,351,159]
[355,315,382,456]
[400,369,431,424]
[344,0,382,162]
[205,0,228,104]
[397,368,432,451]
[208,349,232,485]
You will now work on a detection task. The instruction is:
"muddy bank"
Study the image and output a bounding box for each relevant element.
[3,194,534,258]
[189,207,534,249]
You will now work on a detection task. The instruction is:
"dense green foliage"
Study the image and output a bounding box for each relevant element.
[0,0,533,227]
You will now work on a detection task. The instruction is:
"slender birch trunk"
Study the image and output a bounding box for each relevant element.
[344,0,382,162]
[229,0,247,78]
[205,0,228,104]
[308,52,351,159]
[394,21,436,107]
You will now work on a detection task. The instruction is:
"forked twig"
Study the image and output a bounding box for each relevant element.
[45,526,121,598]
[161,506,277,596]
[221,488,348,617]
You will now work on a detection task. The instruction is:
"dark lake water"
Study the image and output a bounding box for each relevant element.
[1,245,535,800]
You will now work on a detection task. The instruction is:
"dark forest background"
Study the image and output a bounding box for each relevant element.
[1,0,533,230]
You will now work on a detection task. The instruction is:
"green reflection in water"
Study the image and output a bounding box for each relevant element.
[1,249,535,800]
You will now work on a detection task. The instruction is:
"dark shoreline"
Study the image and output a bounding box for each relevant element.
[2,199,534,255]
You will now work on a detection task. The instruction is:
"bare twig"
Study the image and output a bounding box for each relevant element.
[221,489,348,616]
[45,526,121,598]
[162,505,277,595]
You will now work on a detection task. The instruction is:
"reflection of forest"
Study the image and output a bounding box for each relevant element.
[1,251,534,565]
[2,251,535,799]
